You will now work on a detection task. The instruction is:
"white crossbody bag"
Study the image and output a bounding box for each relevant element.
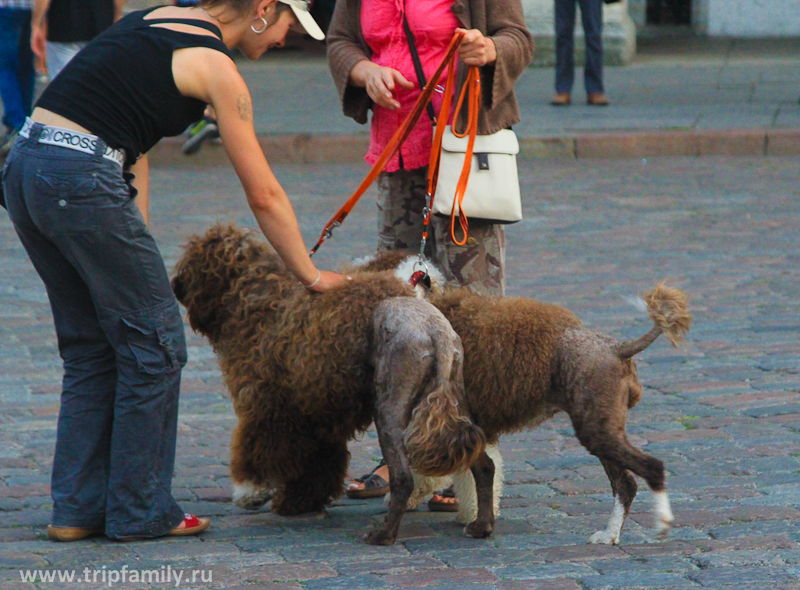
[402,13,522,233]
[432,125,522,224]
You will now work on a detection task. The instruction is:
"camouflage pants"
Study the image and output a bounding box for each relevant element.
[377,167,506,296]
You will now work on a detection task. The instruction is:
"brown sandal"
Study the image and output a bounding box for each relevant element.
[428,486,459,512]
[346,460,390,499]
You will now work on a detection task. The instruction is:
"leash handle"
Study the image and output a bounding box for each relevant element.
[310,31,467,256]
[422,62,480,248]
[447,66,480,246]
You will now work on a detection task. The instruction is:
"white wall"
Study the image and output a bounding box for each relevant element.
[702,0,800,36]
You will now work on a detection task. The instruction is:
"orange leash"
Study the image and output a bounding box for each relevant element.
[310,31,467,256]
[424,64,480,247]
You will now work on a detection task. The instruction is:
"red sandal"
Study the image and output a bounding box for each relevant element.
[167,514,210,537]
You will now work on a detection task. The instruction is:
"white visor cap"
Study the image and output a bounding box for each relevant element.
[279,0,325,40]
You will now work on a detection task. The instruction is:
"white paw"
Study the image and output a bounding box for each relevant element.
[653,491,674,539]
[589,530,619,545]
[655,516,674,539]
[232,481,274,510]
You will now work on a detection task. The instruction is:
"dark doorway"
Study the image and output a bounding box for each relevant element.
[646,0,691,25]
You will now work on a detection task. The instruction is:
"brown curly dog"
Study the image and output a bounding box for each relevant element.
[171,224,487,545]
[363,251,693,545]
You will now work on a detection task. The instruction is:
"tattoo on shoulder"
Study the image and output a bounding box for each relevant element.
[237,94,252,122]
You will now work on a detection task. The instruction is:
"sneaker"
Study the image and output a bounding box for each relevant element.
[0,129,19,157]
[181,117,220,155]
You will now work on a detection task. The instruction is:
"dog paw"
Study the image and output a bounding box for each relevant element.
[653,491,674,539]
[232,482,275,511]
[363,528,397,546]
[589,530,619,545]
[655,516,673,539]
[464,520,494,539]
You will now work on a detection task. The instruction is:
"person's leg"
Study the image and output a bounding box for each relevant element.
[6,134,187,539]
[579,0,605,95]
[554,0,577,95]
[376,167,432,255]
[4,143,116,532]
[0,8,33,133]
[67,176,187,539]
[44,41,85,82]
[432,217,506,296]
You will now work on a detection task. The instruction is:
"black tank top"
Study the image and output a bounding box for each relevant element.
[36,7,233,167]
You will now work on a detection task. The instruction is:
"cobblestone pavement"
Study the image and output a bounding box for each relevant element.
[2,155,800,589]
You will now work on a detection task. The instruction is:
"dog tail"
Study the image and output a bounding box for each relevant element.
[404,341,486,477]
[617,281,693,359]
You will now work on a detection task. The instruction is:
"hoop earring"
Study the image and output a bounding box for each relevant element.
[251,15,268,34]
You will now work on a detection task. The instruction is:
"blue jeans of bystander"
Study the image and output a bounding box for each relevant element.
[554,0,604,95]
[0,7,34,133]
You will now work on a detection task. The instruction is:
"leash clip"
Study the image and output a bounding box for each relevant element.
[409,259,432,290]
[323,220,342,240]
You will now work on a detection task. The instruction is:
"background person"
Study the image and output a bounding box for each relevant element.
[31,0,125,81]
[327,0,533,507]
[551,0,609,106]
[0,0,34,155]
[2,0,342,542]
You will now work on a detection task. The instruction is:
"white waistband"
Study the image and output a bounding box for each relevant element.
[19,118,125,168]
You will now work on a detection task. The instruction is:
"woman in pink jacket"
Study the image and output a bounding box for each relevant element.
[328,0,533,506]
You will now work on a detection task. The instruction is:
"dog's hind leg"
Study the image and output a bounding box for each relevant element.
[607,441,672,538]
[463,450,496,538]
[576,428,672,541]
[589,460,637,545]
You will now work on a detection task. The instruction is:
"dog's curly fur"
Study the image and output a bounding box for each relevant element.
[173,224,692,546]
[172,224,486,543]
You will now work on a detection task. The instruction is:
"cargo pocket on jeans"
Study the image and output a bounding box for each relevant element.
[121,303,188,375]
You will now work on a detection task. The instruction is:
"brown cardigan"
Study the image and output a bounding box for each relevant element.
[327,0,534,135]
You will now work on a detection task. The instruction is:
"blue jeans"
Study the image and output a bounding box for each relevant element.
[1,124,187,539]
[0,8,34,133]
[554,0,604,95]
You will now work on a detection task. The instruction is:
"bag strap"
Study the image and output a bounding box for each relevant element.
[402,11,437,124]
[310,31,467,256]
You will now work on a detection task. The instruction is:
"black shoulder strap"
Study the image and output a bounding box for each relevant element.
[142,17,223,39]
[402,12,436,124]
